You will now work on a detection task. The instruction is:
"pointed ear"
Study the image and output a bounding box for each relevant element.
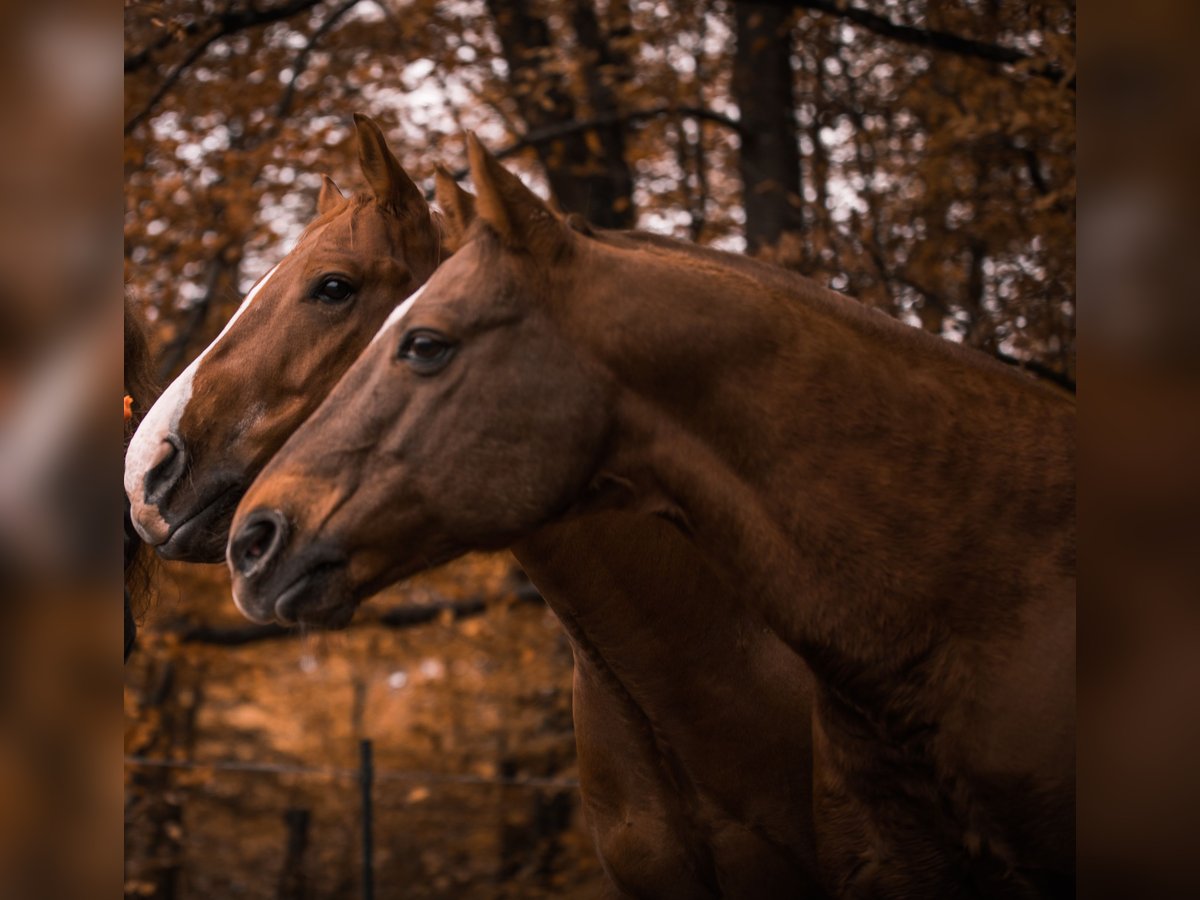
[433,165,476,250]
[467,134,569,256]
[353,113,425,214]
[317,175,346,215]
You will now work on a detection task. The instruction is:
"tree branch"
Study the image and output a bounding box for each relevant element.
[991,350,1075,394]
[124,0,327,132]
[126,0,326,71]
[276,0,363,119]
[744,0,1073,87]
[876,260,1075,393]
[155,251,238,382]
[126,29,189,75]
[176,587,545,647]
[436,105,742,187]
[125,27,225,135]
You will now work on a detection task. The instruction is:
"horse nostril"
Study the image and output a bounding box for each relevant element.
[230,509,288,579]
[143,433,187,504]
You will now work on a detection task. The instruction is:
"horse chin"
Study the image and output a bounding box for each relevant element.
[270,560,357,629]
[156,524,229,563]
[155,482,244,563]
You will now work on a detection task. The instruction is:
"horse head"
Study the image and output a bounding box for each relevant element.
[228,137,617,625]
[125,115,455,561]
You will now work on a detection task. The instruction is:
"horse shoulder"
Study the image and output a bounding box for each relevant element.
[570,655,721,899]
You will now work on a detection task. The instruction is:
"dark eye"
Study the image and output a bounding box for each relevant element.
[398,329,455,373]
[313,276,354,304]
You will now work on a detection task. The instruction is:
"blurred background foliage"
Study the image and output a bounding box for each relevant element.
[124,556,607,897]
[124,1,1075,897]
[124,0,1075,386]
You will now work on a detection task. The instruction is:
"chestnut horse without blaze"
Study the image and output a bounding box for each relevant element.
[231,137,1075,897]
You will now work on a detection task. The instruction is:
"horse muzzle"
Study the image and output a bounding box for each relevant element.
[228,507,289,582]
[229,508,354,627]
[125,430,188,545]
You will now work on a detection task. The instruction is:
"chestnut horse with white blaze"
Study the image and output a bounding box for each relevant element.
[124,115,450,562]
[231,137,1075,898]
[124,117,826,896]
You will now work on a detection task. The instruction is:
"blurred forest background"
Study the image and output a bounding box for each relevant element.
[124,0,1075,897]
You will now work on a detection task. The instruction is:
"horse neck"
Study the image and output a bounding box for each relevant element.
[515,509,779,673]
[572,241,1075,699]
[511,510,820,830]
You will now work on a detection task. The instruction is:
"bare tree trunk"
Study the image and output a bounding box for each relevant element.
[486,0,635,227]
[568,0,635,223]
[125,658,205,899]
[804,23,831,268]
[733,3,803,252]
[277,808,311,900]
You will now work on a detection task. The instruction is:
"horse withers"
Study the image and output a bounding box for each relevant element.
[124,115,450,562]
[231,137,1075,897]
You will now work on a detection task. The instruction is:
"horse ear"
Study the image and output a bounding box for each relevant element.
[317,175,346,215]
[353,113,425,214]
[466,133,568,256]
[433,165,476,250]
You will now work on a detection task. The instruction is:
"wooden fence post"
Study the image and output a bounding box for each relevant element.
[360,739,374,900]
[277,807,310,900]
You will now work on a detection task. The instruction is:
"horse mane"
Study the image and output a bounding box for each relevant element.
[589,226,1072,400]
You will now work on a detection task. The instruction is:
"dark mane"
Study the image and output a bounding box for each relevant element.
[124,296,160,657]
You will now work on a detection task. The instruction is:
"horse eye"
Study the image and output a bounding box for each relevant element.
[398,330,455,373]
[313,276,354,303]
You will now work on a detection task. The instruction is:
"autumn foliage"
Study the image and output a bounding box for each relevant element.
[124,1,1075,896]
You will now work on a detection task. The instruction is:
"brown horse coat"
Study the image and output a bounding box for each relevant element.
[126,118,826,895]
[124,115,448,562]
[231,138,1074,897]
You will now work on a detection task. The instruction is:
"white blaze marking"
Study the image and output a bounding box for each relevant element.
[370,281,429,346]
[124,263,282,541]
